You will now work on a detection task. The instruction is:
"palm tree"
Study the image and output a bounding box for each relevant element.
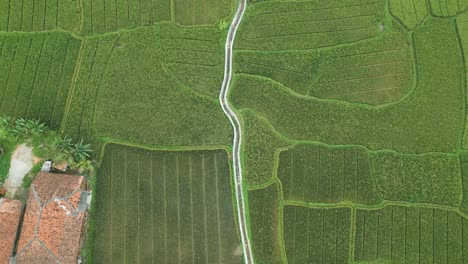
[12,118,46,138]
[54,135,73,153]
[70,158,94,174]
[0,116,14,132]
[71,140,93,162]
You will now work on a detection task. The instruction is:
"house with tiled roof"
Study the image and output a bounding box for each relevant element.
[13,172,89,264]
[0,198,22,264]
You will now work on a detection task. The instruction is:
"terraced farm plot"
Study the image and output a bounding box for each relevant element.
[309,28,413,105]
[237,0,386,51]
[458,12,468,149]
[175,0,234,25]
[61,26,231,149]
[236,25,414,105]
[429,0,468,17]
[355,206,468,263]
[81,0,171,34]
[231,18,464,154]
[248,183,282,264]
[0,0,80,31]
[283,206,352,264]
[459,153,468,213]
[371,152,461,206]
[277,144,381,205]
[242,110,289,186]
[389,0,428,29]
[234,51,318,96]
[159,24,225,98]
[93,144,242,263]
[0,32,80,129]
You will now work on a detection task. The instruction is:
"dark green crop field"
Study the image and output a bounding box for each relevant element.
[1,0,468,263]
[232,0,468,263]
[94,144,241,263]
[0,0,237,262]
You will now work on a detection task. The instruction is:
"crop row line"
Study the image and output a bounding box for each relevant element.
[256,1,379,16]
[253,13,376,27]
[239,61,307,75]
[10,36,33,115]
[320,72,406,84]
[47,37,71,124]
[333,60,406,70]
[326,86,402,97]
[244,26,372,41]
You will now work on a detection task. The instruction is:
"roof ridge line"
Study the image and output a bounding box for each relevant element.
[37,239,61,264]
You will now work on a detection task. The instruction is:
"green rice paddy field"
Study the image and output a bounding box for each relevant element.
[93,144,242,263]
[1,0,468,263]
[235,0,468,263]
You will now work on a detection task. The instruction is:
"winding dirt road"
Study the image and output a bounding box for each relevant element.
[218,0,254,263]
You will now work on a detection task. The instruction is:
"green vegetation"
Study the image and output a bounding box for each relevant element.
[458,12,468,149]
[278,144,381,205]
[1,0,468,263]
[236,0,386,51]
[283,206,351,264]
[0,116,94,183]
[231,18,464,154]
[429,0,468,17]
[175,0,234,25]
[93,144,241,263]
[242,109,289,187]
[248,182,282,264]
[160,24,225,98]
[355,206,468,263]
[0,0,80,32]
[0,32,80,129]
[371,152,461,207]
[81,0,171,34]
[389,0,428,29]
[459,153,468,213]
[235,23,413,105]
[61,26,232,152]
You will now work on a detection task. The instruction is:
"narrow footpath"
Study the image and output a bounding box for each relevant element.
[218,0,254,263]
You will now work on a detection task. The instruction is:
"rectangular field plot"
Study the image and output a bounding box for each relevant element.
[277,144,381,205]
[0,0,80,31]
[283,206,352,264]
[93,144,242,263]
[248,183,282,263]
[429,0,468,17]
[355,206,468,263]
[61,26,232,148]
[389,0,428,29]
[0,32,80,129]
[458,12,468,150]
[81,0,171,34]
[237,0,385,50]
[372,152,461,207]
[459,152,468,213]
[175,0,234,25]
[309,28,414,106]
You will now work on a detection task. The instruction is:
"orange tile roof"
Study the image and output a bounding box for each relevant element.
[0,198,22,264]
[16,173,87,264]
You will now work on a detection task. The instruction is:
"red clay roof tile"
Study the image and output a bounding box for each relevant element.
[0,198,22,264]
[15,239,57,264]
[16,173,86,264]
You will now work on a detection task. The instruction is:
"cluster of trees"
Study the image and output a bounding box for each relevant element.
[0,116,94,173]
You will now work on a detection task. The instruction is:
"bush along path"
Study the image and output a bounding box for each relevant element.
[0,117,94,187]
[218,0,253,263]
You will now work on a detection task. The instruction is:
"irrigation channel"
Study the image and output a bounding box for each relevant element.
[218,0,254,263]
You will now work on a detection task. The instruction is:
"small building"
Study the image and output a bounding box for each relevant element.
[14,172,89,264]
[0,198,22,264]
